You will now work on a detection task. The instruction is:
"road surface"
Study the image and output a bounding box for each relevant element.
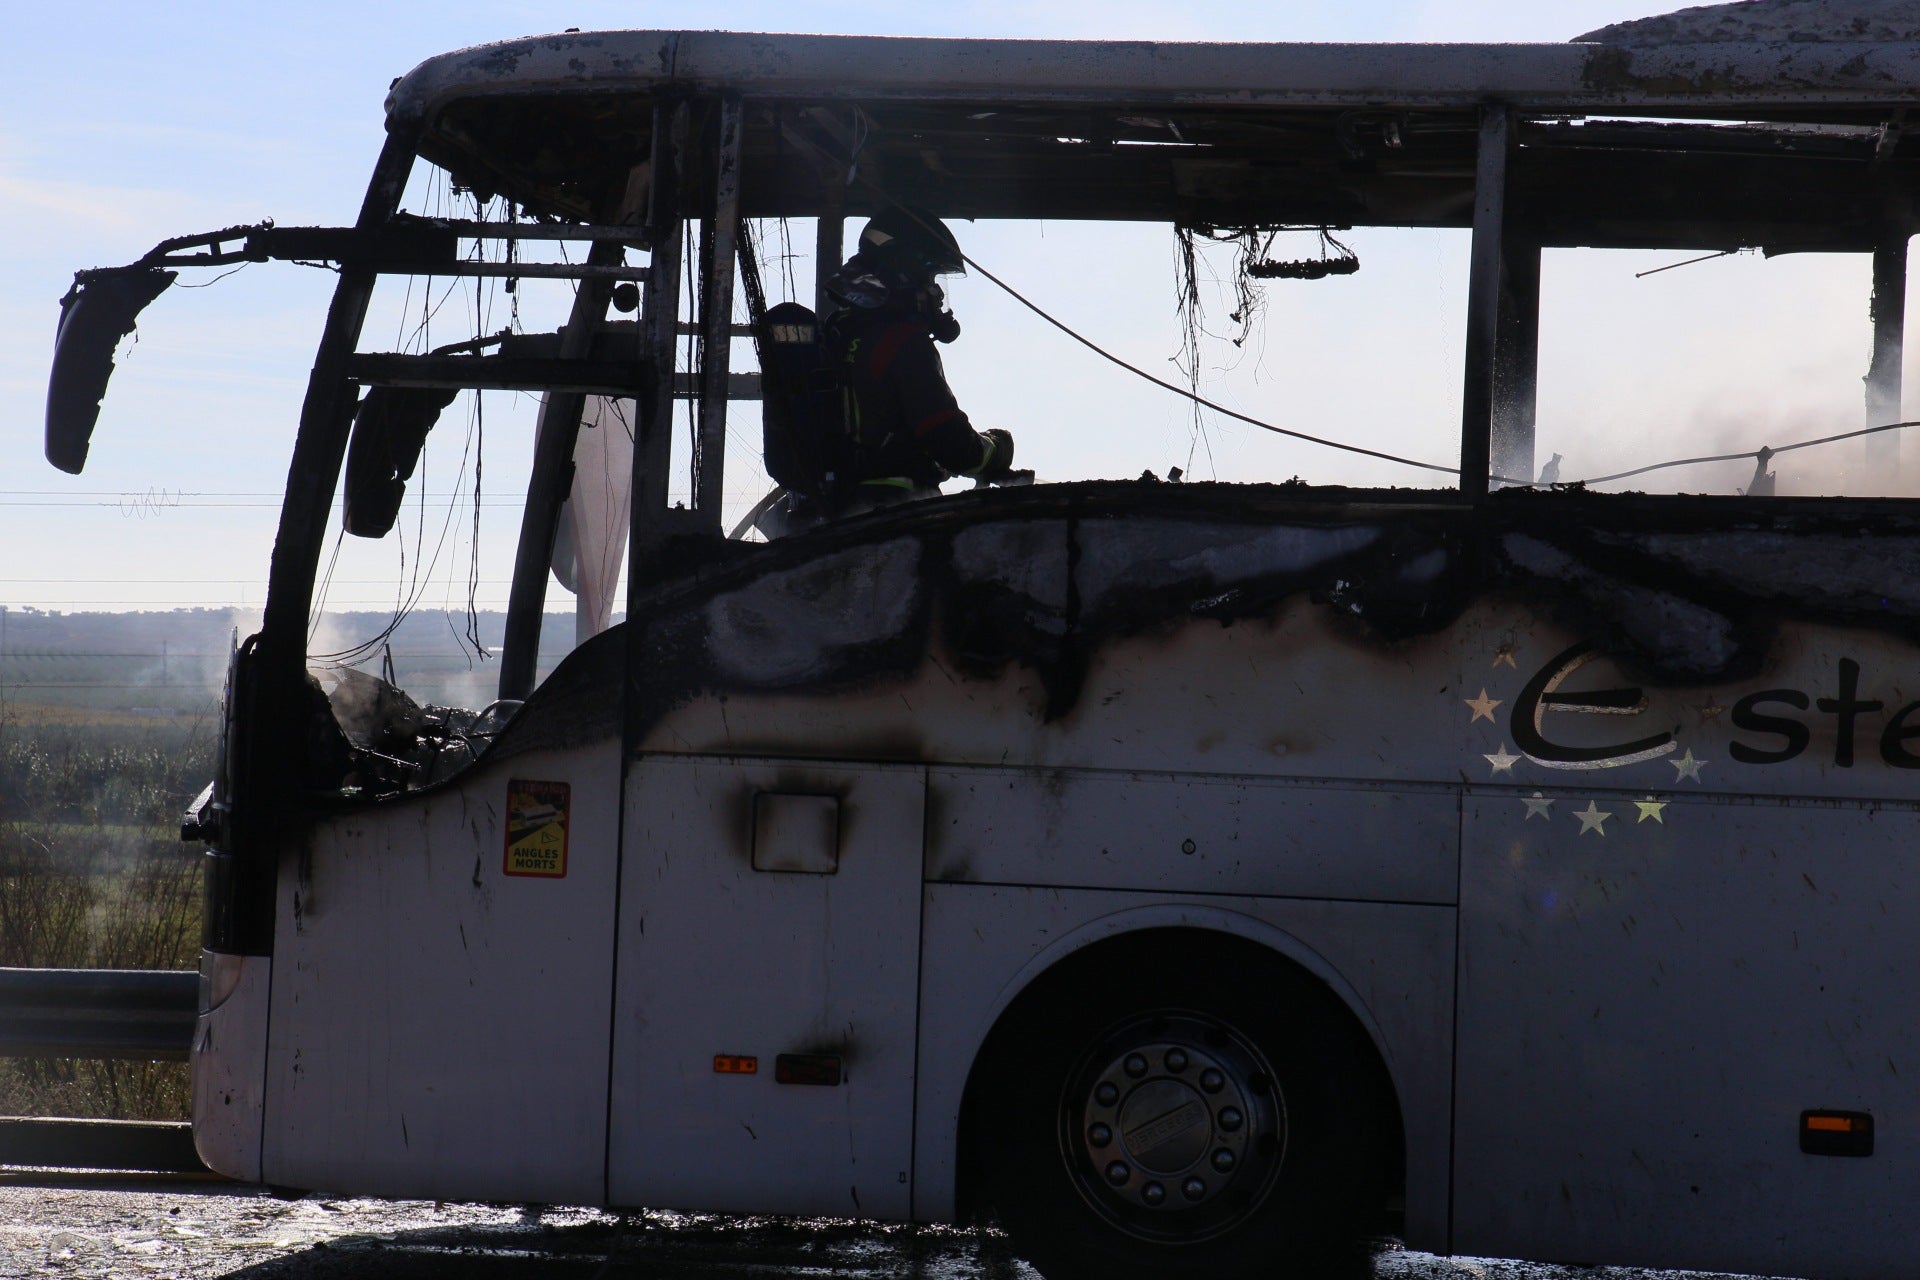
[0,1173,1797,1280]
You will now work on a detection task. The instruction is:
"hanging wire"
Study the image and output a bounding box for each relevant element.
[921,206,1464,479]
[1567,418,1920,488]
[462,193,501,658]
[312,189,501,667]
[760,120,1469,478]
[844,171,1920,490]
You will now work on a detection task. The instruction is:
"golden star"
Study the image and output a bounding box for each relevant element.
[1465,688,1502,723]
[1492,645,1518,670]
[1484,745,1521,773]
[1573,801,1611,835]
[1522,792,1554,820]
[1695,699,1724,722]
[1634,796,1667,824]
[1669,749,1708,782]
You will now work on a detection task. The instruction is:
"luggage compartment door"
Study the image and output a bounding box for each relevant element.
[609,756,924,1217]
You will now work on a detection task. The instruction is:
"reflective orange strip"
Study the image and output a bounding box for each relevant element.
[1805,1115,1855,1132]
[713,1055,758,1074]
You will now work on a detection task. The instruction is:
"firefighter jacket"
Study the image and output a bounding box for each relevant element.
[826,305,994,489]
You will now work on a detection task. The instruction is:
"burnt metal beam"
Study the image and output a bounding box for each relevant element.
[1460,106,1511,500]
[682,371,760,400]
[816,204,846,317]
[1492,239,1540,488]
[694,95,744,531]
[346,353,643,396]
[633,98,690,571]
[1867,218,1908,477]
[240,136,421,957]
[496,158,649,701]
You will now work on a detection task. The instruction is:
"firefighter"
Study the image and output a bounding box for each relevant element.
[820,208,1015,511]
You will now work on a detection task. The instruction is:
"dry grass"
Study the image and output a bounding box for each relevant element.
[0,703,213,1120]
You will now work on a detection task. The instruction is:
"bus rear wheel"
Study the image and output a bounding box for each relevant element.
[973,935,1386,1280]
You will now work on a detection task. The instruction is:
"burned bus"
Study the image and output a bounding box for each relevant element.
[44,6,1920,1278]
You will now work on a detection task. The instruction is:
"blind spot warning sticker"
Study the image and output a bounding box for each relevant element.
[504,780,570,878]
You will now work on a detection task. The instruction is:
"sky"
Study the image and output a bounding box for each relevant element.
[0,0,1902,625]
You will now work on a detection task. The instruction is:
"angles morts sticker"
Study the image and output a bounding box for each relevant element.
[504,780,570,878]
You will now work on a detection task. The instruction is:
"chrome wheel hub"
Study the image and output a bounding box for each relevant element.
[1062,1013,1285,1240]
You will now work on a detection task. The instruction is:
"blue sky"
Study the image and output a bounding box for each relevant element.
[0,0,1891,616]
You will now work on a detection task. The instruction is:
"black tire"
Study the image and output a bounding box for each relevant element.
[971,931,1391,1280]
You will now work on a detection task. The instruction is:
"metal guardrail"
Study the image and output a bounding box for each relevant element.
[0,968,208,1174]
[0,1118,205,1173]
[0,967,196,1061]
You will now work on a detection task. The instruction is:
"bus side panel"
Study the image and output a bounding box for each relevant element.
[263,742,620,1202]
[928,767,1456,903]
[1454,794,1920,1278]
[913,885,1456,1250]
[608,756,924,1219]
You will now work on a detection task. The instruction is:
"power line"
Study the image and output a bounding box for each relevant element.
[852,181,1920,491]
[1567,418,1920,488]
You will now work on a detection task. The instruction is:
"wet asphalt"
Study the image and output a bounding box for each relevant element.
[0,1173,1791,1280]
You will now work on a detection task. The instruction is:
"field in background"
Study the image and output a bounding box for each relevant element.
[0,703,211,1120]
[0,606,586,1120]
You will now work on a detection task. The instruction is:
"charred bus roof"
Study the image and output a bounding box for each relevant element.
[388,20,1920,251]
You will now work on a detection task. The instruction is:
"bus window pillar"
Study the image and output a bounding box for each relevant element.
[497,172,649,702]
[633,97,690,575]
[1866,216,1908,478]
[693,94,743,531]
[816,201,845,318]
[1492,234,1540,491]
[1461,106,1537,497]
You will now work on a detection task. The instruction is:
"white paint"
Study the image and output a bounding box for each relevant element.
[927,766,1458,903]
[262,741,622,1202]
[190,951,269,1183]
[610,758,924,1218]
[1454,794,1920,1277]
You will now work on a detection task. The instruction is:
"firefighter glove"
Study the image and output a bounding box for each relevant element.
[975,428,1015,478]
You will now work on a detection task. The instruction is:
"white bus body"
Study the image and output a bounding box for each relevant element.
[49,7,1920,1278]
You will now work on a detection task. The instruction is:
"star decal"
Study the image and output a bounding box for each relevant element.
[1522,792,1554,820]
[1465,689,1502,723]
[1573,801,1612,835]
[1669,749,1708,782]
[1492,644,1518,670]
[1634,796,1667,824]
[1695,699,1724,723]
[1484,745,1521,774]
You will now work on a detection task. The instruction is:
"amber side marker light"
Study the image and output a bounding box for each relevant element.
[1800,1110,1873,1157]
[713,1055,758,1075]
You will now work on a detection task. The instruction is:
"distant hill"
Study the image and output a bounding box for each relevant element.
[0,607,595,715]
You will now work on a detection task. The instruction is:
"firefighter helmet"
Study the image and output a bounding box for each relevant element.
[857,207,966,280]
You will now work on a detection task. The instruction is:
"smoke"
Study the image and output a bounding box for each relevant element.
[1531,245,1919,497]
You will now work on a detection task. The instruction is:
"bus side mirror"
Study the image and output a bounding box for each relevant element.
[45,267,178,475]
[343,385,459,537]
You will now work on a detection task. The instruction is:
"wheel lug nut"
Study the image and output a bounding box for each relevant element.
[1088,1123,1112,1148]
[1183,1177,1207,1201]
[1164,1048,1189,1072]
[1123,1053,1149,1078]
[1095,1082,1119,1106]
[1141,1181,1166,1206]
[1218,1106,1244,1132]
[1105,1161,1131,1186]
[1199,1068,1225,1093]
[1212,1148,1235,1172]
